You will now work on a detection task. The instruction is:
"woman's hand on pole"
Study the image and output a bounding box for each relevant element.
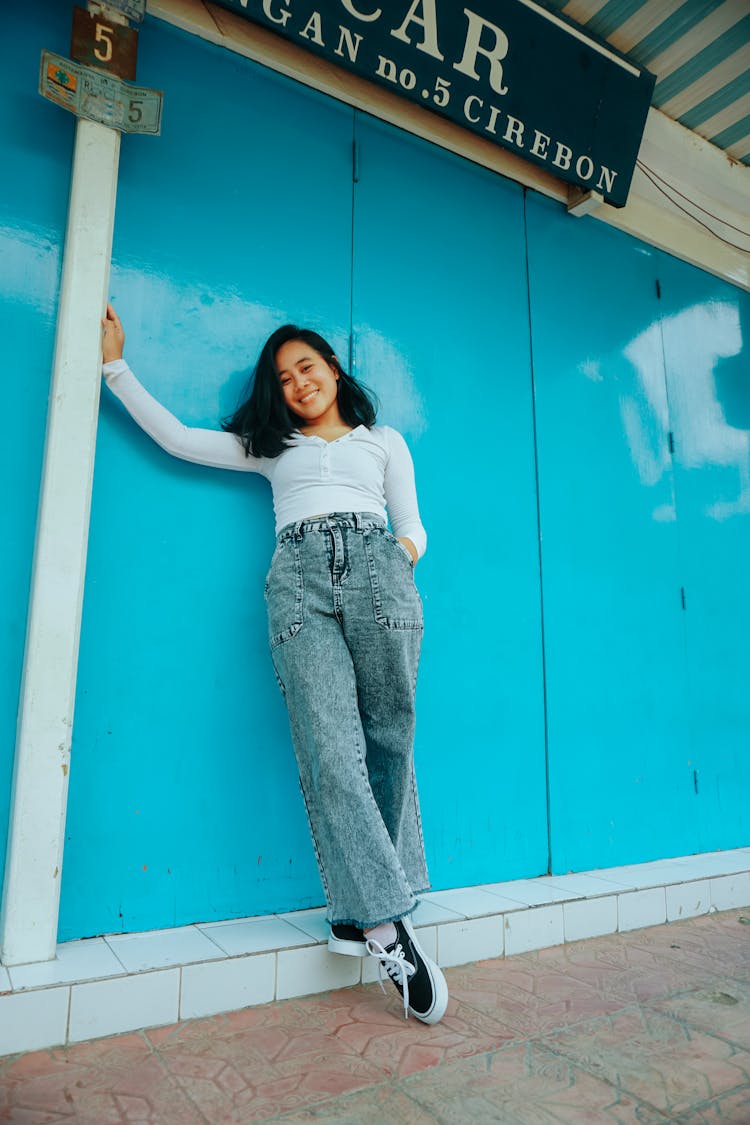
[101,303,125,363]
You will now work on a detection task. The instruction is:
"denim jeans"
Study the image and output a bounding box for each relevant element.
[265,512,430,928]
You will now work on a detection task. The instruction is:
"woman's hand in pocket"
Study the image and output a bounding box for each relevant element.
[398,537,418,565]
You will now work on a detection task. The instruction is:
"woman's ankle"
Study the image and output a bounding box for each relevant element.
[364,921,398,947]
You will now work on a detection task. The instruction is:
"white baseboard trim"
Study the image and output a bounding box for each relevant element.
[2,847,749,1057]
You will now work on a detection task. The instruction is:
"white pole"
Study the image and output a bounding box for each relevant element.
[0,118,120,966]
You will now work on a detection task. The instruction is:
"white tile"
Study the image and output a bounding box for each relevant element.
[673,853,750,879]
[437,917,503,968]
[537,873,628,896]
[413,924,438,960]
[277,907,329,943]
[618,888,667,932]
[181,953,275,1018]
[0,987,69,1055]
[668,857,715,880]
[276,945,360,1000]
[666,880,711,921]
[360,949,383,985]
[422,887,515,918]
[411,899,464,926]
[710,872,750,911]
[504,905,565,956]
[481,879,580,906]
[104,926,224,971]
[690,852,750,877]
[593,862,688,889]
[198,916,313,956]
[563,896,618,942]
[9,938,126,991]
[69,969,180,1043]
[361,925,437,983]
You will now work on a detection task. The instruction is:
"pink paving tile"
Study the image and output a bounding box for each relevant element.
[677,1085,750,1123]
[0,1035,205,1125]
[505,931,721,1006]
[327,1003,516,1078]
[400,1042,669,1124]
[284,977,519,1075]
[218,1054,389,1123]
[627,911,750,979]
[275,1084,437,1122]
[151,1005,389,1124]
[3,911,748,1125]
[541,1007,750,1116]
[446,957,627,1038]
[145,995,328,1051]
[650,977,750,1051]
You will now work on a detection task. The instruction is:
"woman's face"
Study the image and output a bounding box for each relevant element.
[276,339,343,428]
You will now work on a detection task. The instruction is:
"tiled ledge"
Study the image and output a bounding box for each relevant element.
[2,847,749,1057]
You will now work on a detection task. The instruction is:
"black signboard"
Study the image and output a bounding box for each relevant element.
[214,0,655,208]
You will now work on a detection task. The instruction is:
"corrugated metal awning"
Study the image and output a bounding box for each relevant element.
[549,0,750,166]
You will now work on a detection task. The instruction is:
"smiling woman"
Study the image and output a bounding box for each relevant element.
[277,339,342,430]
[221,324,377,456]
[99,305,446,1025]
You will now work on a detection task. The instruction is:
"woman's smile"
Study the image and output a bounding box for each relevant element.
[276,338,344,430]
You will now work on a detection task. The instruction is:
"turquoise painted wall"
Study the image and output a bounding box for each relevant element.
[2,3,748,942]
[0,2,74,896]
[527,194,750,870]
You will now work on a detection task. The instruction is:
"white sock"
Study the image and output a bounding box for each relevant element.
[364,921,397,948]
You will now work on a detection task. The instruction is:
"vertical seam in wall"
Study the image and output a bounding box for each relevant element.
[653,256,697,837]
[522,188,553,876]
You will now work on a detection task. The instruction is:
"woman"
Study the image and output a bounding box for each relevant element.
[100,304,448,1024]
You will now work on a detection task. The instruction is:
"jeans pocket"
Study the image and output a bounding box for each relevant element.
[364,529,423,631]
[265,539,304,648]
[393,537,416,567]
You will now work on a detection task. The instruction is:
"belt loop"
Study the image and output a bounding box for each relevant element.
[294,520,304,540]
[353,512,362,530]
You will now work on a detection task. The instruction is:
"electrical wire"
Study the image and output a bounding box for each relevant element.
[638,160,750,236]
[636,162,750,253]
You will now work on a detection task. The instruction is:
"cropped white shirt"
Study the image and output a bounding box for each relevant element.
[102,360,427,557]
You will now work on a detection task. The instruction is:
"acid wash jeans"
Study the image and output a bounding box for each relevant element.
[265,512,430,929]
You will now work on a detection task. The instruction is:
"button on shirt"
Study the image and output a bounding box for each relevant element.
[102,360,427,557]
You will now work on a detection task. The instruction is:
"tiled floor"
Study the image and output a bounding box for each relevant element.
[1,908,749,1123]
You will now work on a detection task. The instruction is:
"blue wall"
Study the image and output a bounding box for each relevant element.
[2,4,748,942]
[0,2,74,896]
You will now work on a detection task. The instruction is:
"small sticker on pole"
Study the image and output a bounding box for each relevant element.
[39,50,162,134]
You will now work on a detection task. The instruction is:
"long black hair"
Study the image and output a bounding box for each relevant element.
[222,324,377,458]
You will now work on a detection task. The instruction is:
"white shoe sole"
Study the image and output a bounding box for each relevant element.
[401,916,449,1024]
[328,932,368,958]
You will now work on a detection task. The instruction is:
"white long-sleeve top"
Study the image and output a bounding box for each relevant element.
[102,360,427,557]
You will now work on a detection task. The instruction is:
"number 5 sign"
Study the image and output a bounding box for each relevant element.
[71,5,138,81]
[39,51,163,135]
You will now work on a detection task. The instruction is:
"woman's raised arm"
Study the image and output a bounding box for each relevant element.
[100,305,267,475]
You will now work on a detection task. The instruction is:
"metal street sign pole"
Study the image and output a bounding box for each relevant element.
[0,0,156,967]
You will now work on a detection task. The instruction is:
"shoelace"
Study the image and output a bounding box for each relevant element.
[365,937,416,1019]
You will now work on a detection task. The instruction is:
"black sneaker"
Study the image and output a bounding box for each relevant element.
[366,916,448,1024]
[328,922,367,957]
